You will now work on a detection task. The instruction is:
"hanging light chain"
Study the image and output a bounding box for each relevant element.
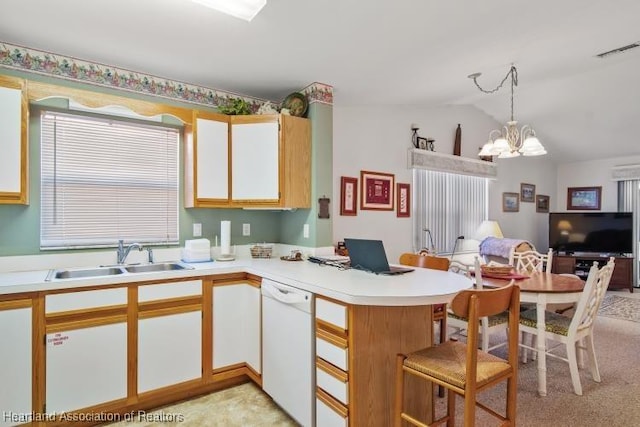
[469,65,517,93]
[470,66,518,120]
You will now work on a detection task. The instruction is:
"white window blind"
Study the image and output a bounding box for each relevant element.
[413,169,488,253]
[40,110,179,249]
[618,180,639,286]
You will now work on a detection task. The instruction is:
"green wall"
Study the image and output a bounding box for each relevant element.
[278,102,333,248]
[0,69,331,256]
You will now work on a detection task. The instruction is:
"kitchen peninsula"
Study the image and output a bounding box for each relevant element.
[0,255,471,426]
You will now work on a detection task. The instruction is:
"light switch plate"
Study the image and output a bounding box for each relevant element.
[193,223,202,237]
[242,223,250,236]
[303,224,310,238]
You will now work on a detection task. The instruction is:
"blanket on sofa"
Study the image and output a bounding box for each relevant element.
[479,237,533,259]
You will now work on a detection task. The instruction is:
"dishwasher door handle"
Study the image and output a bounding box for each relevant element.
[263,283,309,304]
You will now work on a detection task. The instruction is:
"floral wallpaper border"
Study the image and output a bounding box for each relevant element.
[301,82,334,105]
[0,42,333,111]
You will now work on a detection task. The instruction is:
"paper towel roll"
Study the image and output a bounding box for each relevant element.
[220,220,231,255]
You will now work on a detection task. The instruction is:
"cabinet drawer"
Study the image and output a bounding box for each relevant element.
[316,298,348,331]
[316,331,348,372]
[138,280,202,302]
[46,287,127,313]
[316,362,348,405]
[316,390,348,427]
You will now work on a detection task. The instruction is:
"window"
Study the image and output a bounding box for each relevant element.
[40,110,179,249]
[413,169,488,253]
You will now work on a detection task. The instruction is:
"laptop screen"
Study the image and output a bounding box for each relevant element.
[344,238,390,273]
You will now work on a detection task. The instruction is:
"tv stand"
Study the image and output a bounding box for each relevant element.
[552,254,634,292]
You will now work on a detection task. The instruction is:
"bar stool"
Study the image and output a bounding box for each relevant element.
[394,283,520,427]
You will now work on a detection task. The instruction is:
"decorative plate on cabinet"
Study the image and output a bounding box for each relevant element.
[282,92,308,117]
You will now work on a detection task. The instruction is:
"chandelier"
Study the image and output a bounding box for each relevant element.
[470,65,546,158]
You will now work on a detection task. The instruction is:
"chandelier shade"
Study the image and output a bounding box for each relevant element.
[471,66,546,159]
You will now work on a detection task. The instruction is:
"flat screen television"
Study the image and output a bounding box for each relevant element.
[549,212,633,255]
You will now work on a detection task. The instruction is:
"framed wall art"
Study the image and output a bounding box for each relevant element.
[520,183,536,203]
[536,194,550,213]
[567,186,601,210]
[396,183,410,217]
[340,176,358,216]
[360,170,394,211]
[502,192,520,212]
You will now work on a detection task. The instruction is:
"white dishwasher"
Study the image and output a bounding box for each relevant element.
[262,278,314,427]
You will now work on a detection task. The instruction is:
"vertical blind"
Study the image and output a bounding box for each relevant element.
[40,110,179,249]
[413,169,488,253]
[617,180,639,286]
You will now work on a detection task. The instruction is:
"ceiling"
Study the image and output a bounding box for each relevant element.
[2,0,639,163]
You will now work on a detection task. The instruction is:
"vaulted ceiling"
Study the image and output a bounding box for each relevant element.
[2,0,639,163]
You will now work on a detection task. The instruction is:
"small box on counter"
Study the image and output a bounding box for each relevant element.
[182,238,212,262]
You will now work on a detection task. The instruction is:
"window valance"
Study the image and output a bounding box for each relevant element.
[611,164,640,181]
[408,149,497,179]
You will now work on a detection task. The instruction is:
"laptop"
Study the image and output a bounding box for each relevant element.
[344,238,414,275]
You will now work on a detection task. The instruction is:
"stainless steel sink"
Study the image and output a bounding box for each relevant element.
[46,262,192,281]
[53,266,126,280]
[125,262,190,273]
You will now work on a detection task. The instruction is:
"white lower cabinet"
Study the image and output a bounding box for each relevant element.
[316,396,348,427]
[46,323,127,413]
[138,280,203,393]
[138,311,202,392]
[0,302,32,427]
[213,283,260,373]
[315,297,350,427]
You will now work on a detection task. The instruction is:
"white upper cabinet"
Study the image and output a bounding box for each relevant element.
[0,75,28,204]
[231,116,279,202]
[185,113,310,209]
[195,112,229,201]
[185,111,229,207]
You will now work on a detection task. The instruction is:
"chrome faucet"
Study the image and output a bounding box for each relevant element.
[117,239,143,264]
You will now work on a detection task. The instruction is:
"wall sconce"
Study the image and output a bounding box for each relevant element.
[411,124,434,151]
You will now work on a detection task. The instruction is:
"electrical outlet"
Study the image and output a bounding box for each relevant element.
[193,223,202,237]
[303,224,310,238]
[242,223,251,236]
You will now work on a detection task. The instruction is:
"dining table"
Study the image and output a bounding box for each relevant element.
[481,270,585,396]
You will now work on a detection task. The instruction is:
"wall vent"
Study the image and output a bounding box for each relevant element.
[596,42,640,58]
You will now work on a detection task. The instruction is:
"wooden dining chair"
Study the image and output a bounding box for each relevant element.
[518,257,615,395]
[509,247,553,272]
[395,283,520,427]
[448,257,510,352]
[399,252,451,398]
[399,253,450,346]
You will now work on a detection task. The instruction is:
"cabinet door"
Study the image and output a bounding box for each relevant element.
[553,257,576,275]
[138,280,202,392]
[46,323,127,413]
[231,116,279,202]
[213,284,261,373]
[609,257,632,289]
[0,75,28,204]
[194,112,229,202]
[138,311,202,393]
[0,301,32,427]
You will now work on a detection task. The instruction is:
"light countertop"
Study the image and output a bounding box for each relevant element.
[0,257,472,306]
